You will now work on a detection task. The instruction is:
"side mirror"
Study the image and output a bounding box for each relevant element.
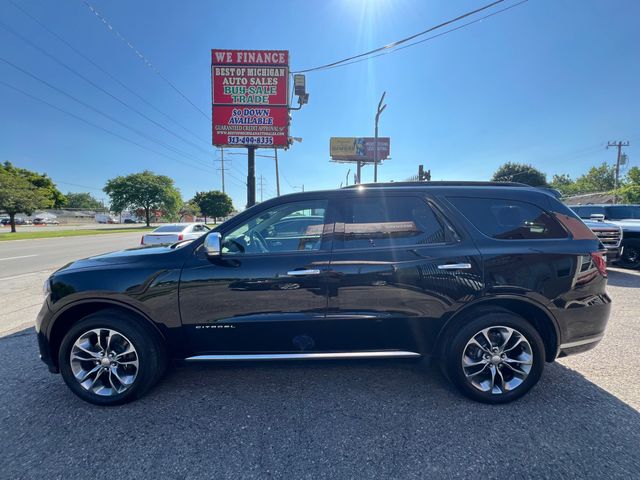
[590,214,605,222]
[204,232,222,256]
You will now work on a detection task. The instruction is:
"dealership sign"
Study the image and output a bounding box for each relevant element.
[212,49,289,147]
[330,137,391,162]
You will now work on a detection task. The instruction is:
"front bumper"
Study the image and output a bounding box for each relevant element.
[35,300,58,374]
[605,246,622,264]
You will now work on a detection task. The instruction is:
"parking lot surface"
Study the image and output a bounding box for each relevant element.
[1,236,639,479]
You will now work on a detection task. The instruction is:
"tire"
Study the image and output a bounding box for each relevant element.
[442,310,545,404]
[58,309,166,406]
[617,239,640,270]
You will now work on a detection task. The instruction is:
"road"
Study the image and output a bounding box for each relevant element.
[0,235,639,479]
[0,232,142,335]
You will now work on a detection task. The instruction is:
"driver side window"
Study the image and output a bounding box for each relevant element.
[221,200,330,255]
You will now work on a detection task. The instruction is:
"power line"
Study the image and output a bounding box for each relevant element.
[0,20,214,167]
[55,181,104,191]
[315,1,528,72]
[293,0,512,73]
[0,79,214,174]
[0,56,213,171]
[6,0,211,147]
[80,0,211,120]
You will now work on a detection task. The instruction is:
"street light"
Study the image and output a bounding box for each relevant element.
[374,91,387,183]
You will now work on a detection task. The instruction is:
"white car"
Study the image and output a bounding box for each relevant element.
[141,223,210,246]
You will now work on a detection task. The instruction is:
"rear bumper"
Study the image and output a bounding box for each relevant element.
[557,334,605,357]
[554,294,611,359]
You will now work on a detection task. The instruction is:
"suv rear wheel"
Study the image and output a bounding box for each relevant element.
[58,310,166,406]
[443,310,545,404]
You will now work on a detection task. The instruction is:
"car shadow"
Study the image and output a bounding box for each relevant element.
[607,267,640,287]
[2,327,639,479]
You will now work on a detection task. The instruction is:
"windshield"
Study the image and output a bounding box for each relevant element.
[153,225,185,233]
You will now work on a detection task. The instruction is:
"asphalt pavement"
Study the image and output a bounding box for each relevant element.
[1,234,639,479]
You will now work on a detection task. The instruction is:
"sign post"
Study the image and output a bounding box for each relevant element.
[211,49,290,207]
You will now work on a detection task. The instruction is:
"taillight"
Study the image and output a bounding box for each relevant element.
[140,236,145,245]
[591,251,607,277]
[178,234,184,241]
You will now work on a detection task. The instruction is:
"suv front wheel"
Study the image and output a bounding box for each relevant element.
[58,310,166,406]
[443,310,545,404]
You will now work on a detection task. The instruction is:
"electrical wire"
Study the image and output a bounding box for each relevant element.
[308,1,528,72]
[7,0,212,148]
[80,0,210,120]
[0,79,214,174]
[55,181,104,191]
[293,0,524,73]
[0,56,213,170]
[0,20,214,168]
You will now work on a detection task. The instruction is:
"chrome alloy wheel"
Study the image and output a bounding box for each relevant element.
[461,326,533,395]
[69,328,139,396]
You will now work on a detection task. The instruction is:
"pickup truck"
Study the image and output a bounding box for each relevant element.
[570,204,640,269]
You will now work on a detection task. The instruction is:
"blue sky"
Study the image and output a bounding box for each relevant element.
[1,0,639,209]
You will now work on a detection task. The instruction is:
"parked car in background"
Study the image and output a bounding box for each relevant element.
[33,217,59,225]
[37,182,611,406]
[140,223,210,246]
[570,204,640,269]
[581,218,623,264]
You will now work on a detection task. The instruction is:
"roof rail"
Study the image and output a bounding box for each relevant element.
[342,181,529,189]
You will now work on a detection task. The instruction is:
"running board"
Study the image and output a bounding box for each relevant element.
[185,351,422,362]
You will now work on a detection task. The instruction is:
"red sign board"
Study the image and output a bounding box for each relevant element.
[212,106,289,147]
[212,49,289,148]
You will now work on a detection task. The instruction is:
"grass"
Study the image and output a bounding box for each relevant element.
[0,226,154,241]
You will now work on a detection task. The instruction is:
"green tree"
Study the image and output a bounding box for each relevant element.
[1,161,65,208]
[179,200,201,221]
[492,162,547,187]
[192,190,233,223]
[104,171,182,226]
[549,174,576,196]
[65,192,104,210]
[0,168,50,232]
[572,162,616,194]
[618,166,640,203]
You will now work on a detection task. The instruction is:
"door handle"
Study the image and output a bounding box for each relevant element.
[437,263,472,270]
[286,269,321,276]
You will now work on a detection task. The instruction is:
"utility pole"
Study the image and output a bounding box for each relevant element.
[374,91,387,183]
[274,148,280,196]
[346,168,351,187]
[607,140,630,204]
[216,147,226,194]
[247,146,256,208]
[258,175,266,202]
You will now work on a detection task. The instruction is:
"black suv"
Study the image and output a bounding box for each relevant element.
[36,182,611,405]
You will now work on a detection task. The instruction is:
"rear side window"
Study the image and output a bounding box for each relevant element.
[336,196,448,249]
[449,197,567,240]
[153,225,185,233]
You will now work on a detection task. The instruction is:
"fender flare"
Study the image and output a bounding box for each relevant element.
[435,294,561,361]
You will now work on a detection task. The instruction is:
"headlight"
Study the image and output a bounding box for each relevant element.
[43,278,51,296]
